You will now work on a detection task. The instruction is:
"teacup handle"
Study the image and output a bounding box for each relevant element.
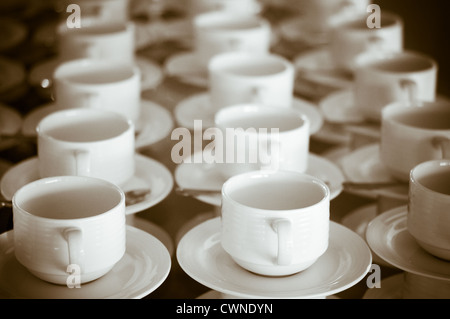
[250,86,269,105]
[399,79,418,105]
[366,35,384,51]
[272,219,293,266]
[74,149,91,176]
[432,136,450,159]
[81,42,98,59]
[63,227,84,273]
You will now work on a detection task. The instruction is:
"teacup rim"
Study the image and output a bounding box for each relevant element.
[410,159,450,198]
[221,170,330,213]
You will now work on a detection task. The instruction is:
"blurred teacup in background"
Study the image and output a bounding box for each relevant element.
[193,11,272,71]
[408,159,450,261]
[13,175,126,285]
[221,170,330,276]
[354,50,438,122]
[209,52,295,112]
[380,100,450,182]
[329,11,403,72]
[53,59,142,127]
[37,108,135,187]
[186,0,261,17]
[56,0,130,28]
[213,104,310,179]
[57,21,136,64]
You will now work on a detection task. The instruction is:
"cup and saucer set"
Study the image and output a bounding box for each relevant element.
[0,95,175,299]
[362,159,450,298]
[176,170,372,299]
[0,175,172,299]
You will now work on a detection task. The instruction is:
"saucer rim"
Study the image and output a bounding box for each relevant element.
[173,92,324,135]
[0,154,174,215]
[174,151,344,206]
[21,100,174,149]
[366,206,450,282]
[0,225,171,299]
[177,217,372,299]
[163,51,208,88]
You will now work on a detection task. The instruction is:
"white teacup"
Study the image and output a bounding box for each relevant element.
[408,159,450,261]
[37,109,135,186]
[329,11,403,72]
[57,0,130,28]
[53,59,141,126]
[13,175,126,285]
[221,170,330,276]
[187,0,261,17]
[213,104,310,179]
[193,11,272,70]
[209,52,295,111]
[57,22,135,64]
[380,100,450,182]
[354,50,438,121]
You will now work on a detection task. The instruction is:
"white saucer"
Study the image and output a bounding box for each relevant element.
[0,103,23,151]
[319,89,366,124]
[0,225,171,299]
[21,100,174,149]
[311,122,352,145]
[174,151,345,206]
[293,48,354,91]
[177,217,372,299]
[0,153,174,215]
[339,143,408,201]
[197,289,339,299]
[126,214,174,257]
[174,92,324,135]
[28,55,163,92]
[164,51,208,88]
[278,16,330,46]
[341,204,393,268]
[366,206,450,282]
[363,274,404,299]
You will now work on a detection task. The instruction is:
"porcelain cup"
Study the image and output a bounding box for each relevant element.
[53,58,141,126]
[380,100,450,181]
[193,11,271,71]
[58,0,129,28]
[13,175,126,285]
[408,159,450,261]
[187,0,261,16]
[221,170,330,276]
[213,103,310,179]
[209,52,295,111]
[57,21,135,64]
[329,11,403,72]
[354,50,438,121]
[37,108,135,187]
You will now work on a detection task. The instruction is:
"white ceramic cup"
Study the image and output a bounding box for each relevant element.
[58,0,130,28]
[354,50,438,121]
[380,100,450,181]
[408,159,450,261]
[329,11,403,72]
[57,22,135,64]
[193,11,272,70]
[37,108,135,186]
[221,170,330,277]
[13,175,126,285]
[213,104,310,179]
[187,0,261,17]
[209,52,295,111]
[53,58,141,126]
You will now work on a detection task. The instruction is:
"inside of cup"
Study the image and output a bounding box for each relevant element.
[223,171,328,210]
[367,52,435,73]
[386,104,450,130]
[14,177,123,219]
[412,161,450,196]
